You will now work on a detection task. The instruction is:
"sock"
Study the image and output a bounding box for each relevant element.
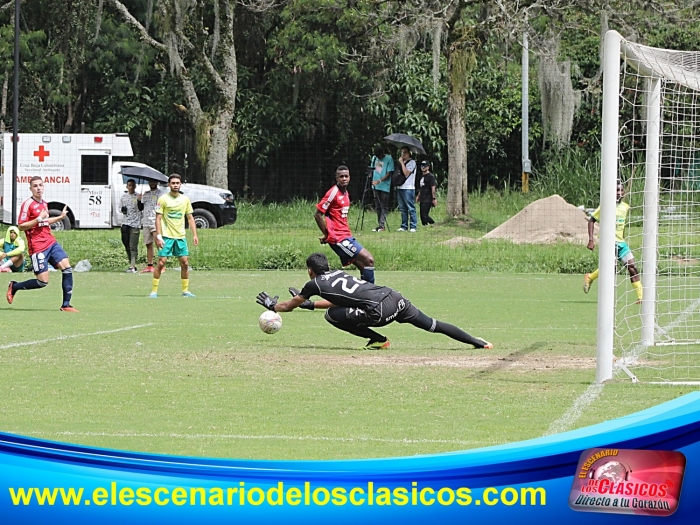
[61,267,73,307]
[0,259,13,269]
[361,266,375,284]
[152,278,160,293]
[12,279,47,293]
[434,320,488,347]
[147,263,154,268]
[632,280,643,301]
[181,278,189,293]
[589,268,599,282]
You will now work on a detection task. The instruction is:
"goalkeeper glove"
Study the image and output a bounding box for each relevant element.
[256,291,278,311]
[289,287,314,310]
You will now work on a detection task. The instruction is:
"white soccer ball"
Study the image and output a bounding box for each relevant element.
[259,310,282,334]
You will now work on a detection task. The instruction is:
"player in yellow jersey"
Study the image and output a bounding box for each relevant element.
[150,174,199,298]
[584,181,642,303]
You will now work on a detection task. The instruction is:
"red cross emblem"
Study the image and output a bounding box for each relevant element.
[33,145,50,162]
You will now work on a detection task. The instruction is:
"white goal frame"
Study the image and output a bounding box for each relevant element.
[597,30,700,385]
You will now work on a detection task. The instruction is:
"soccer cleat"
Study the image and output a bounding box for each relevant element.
[60,306,79,312]
[6,281,15,304]
[0,267,11,273]
[182,291,196,298]
[362,339,390,350]
[583,273,592,294]
[149,292,158,298]
[476,338,493,350]
[140,266,155,273]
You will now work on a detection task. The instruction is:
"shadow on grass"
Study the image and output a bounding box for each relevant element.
[468,341,548,378]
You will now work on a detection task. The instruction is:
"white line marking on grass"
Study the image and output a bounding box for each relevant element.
[542,299,700,436]
[543,383,604,436]
[621,297,700,366]
[13,430,477,446]
[0,324,155,350]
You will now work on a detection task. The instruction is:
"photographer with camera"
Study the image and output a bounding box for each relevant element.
[369,145,393,232]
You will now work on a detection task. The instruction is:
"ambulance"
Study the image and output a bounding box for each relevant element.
[0,133,236,230]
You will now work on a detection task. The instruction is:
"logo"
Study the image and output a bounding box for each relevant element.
[569,448,686,516]
[33,145,50,162]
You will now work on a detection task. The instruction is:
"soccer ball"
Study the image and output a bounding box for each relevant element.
[259,310,282,334]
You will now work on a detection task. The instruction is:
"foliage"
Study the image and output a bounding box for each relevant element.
[530,146,601,208]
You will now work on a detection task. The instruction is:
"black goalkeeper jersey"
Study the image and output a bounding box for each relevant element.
[299,270,391,308]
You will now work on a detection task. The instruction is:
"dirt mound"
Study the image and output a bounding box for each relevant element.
[481,194,593,244]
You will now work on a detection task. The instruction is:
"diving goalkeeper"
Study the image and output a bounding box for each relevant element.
[256,252,492,351]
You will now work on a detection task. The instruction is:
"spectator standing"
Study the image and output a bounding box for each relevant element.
[138,179,164,273]
[120,179,141,273]
[416,160,437,226]
[370,145,393,232]
[396,147,417,232]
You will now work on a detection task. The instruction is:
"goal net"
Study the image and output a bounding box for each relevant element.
[598,31,700,384]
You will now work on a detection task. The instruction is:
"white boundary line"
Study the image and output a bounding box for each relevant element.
[543,297,700,436]
[0,324,155,350]
[543,383,604,436]
[9,430,476,446]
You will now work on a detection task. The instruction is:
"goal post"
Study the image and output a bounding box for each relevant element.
[597,30,700,384]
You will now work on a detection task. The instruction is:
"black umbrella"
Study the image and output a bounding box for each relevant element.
[384,133,427,155]
[121,165,169,184]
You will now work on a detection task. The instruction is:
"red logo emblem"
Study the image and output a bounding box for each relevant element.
[569,448,686,516]
[33,145,50,162]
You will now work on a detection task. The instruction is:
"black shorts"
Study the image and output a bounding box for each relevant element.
[325,291,420,328]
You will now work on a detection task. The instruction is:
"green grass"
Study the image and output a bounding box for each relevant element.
[0,270,691,460]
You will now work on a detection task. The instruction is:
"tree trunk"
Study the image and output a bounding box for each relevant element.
[109,0,237,190]
[207,107,234,189]
[446,49,469,217]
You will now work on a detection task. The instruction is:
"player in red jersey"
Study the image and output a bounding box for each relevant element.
[6,176,78,312]
[314,166,376,283]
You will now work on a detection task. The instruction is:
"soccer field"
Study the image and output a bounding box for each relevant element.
[0,270,690,460]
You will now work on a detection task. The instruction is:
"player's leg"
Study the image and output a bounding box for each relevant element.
[625,259,642,303]
[390,293,492,348]
[7,248,52,304]
[354,249,375,284]
[51,244,76,311]
[583,268,599,293]
[174,239,195,297]
[151,238,173,297]
[325,307,388,349]
[618,242,642,302]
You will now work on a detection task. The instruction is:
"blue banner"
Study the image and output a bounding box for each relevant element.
[2,392,700,523]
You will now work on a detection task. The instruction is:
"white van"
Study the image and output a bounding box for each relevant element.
[0,133,236,230]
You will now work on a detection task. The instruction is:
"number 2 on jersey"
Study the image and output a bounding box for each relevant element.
[331,276,364,294]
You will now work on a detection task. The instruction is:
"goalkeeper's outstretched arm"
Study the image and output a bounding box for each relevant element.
[256,291,334,313]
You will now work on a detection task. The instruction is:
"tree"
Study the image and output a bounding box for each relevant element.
[107,0,237,190]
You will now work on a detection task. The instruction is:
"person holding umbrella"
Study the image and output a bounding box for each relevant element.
[396,146,418,232]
